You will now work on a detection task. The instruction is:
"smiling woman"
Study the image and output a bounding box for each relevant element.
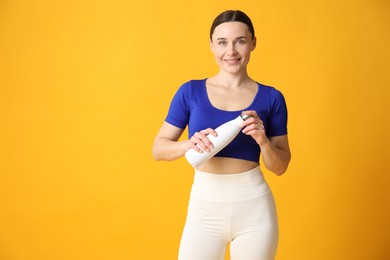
[152,10,290,260]
[210,22,256,75]
[1,0,389,259]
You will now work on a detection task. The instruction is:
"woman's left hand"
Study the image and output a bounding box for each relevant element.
[241,110,269,146]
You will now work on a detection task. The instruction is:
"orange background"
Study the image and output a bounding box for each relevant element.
[1,0,389,259]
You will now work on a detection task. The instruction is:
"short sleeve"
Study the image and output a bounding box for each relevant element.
[266,88,288,137]
[164,82,190,129]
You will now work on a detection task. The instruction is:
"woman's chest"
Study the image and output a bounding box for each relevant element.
[206,85,258,111]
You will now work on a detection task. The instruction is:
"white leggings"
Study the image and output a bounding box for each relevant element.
[178,167,278,260]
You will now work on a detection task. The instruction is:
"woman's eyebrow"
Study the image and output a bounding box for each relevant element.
[216,36,247,41]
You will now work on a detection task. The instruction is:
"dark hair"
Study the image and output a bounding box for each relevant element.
[210,10,255,40]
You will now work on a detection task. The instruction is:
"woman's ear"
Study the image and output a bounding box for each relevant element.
[252,36,257,51]
[210,39,214,53]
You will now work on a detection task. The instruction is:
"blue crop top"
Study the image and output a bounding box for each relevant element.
[165,79,288,163]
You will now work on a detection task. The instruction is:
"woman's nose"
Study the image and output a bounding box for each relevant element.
[227,43,237,55]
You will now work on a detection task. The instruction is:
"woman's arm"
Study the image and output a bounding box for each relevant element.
[241,110,291,175]
[259,135,291,176]
[152,122,217,161]
[152,122,189,161]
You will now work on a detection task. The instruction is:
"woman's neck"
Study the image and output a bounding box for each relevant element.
[212,70,252,88]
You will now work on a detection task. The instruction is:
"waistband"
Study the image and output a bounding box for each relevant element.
[190,166,270,202]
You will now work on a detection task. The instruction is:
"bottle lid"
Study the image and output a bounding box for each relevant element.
[240,113,252,121]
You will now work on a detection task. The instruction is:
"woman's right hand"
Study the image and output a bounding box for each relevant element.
[186,128,218,153]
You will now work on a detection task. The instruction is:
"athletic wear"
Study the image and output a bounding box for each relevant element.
[163,79,287,259]
[165,79,288,163]
[178,167,279,260]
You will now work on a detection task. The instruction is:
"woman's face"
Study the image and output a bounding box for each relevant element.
[210,22,256,75]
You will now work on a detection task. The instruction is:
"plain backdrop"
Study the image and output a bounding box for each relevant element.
[1,0,389,259]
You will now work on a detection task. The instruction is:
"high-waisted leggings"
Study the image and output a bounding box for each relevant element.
[178,167,278,260]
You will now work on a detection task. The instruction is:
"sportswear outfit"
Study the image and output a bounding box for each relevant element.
[165,79,288,260]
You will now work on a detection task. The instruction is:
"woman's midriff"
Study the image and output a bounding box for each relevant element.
[195,157,260,174]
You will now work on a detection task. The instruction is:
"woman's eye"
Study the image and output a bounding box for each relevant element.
[236,40,246,45]
[218,41,227,46]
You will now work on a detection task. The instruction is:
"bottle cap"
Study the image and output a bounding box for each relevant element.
[240,113,252,121]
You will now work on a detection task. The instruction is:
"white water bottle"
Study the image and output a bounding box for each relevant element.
[185,113,251,168]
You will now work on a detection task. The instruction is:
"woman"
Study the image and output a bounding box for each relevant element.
[152,10,291,260]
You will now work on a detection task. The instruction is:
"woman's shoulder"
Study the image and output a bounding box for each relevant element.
[183,78,206,87]
[255,82,286,109]
[177,78,206,93]
[257,82,284,97]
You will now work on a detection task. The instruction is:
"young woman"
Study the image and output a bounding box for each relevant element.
[152,10,291,260]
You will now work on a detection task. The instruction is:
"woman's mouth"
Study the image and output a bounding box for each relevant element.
[223,58,241,65]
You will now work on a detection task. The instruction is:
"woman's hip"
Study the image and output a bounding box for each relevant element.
[190,166,271,202]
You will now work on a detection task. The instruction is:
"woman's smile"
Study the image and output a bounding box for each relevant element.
[210,22,256,74]
[224,58,241,65]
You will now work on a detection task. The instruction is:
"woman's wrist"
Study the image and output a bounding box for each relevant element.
[180,140,192,154]
[258,137,271,148]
